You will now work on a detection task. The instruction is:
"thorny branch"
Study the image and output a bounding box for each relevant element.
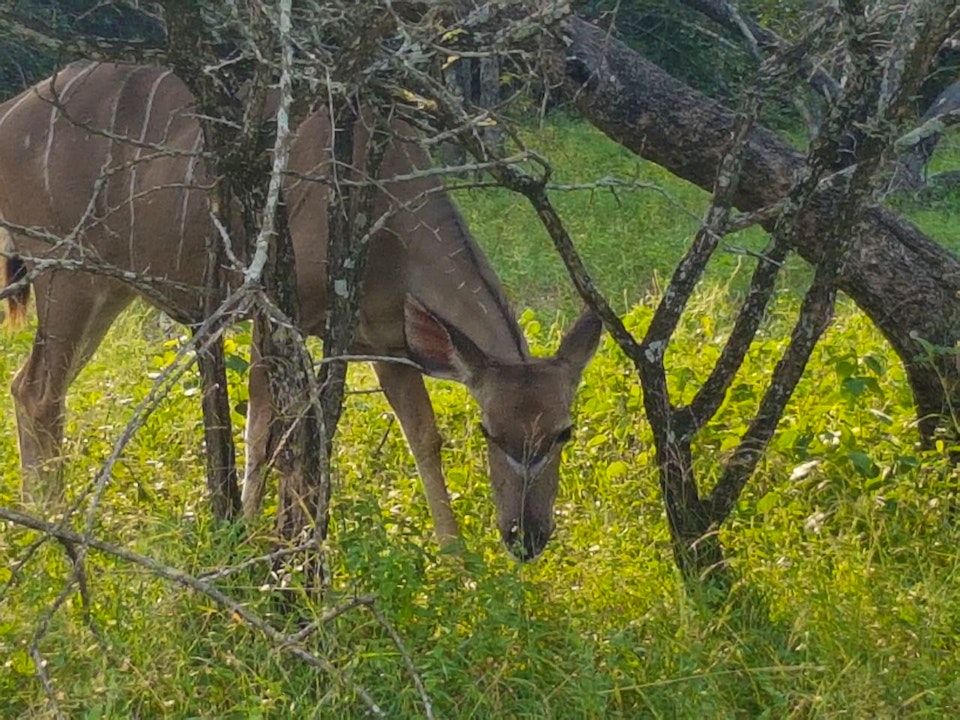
[245,0,294,285]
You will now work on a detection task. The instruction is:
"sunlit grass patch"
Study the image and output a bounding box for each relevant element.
[3,291,958,717]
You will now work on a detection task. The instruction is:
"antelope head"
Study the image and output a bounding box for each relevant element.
[405,299,602,561]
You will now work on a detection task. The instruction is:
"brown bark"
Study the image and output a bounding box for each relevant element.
[163,0,243,520]
[479,56,503,152]
[561,17,960,439]
[196,334,241,521]
[312,104,386,550]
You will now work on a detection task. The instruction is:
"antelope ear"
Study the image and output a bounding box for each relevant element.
[555,308,602,377]
[404,295,488,383]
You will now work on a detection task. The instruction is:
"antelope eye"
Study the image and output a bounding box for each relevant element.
[556,426,574,445]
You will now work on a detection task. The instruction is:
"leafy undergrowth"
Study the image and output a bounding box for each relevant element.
[3,118,959,717]
[2,291,960,719]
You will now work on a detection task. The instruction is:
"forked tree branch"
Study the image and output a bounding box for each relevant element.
[640,88,761,378]
[705,0,956,524]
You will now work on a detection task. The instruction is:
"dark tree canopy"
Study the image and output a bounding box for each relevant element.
[0,0,162,95]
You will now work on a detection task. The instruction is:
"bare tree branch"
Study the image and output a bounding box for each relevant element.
[677,0,841,100]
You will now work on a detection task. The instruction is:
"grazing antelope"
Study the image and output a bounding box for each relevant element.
[0,61,601,560]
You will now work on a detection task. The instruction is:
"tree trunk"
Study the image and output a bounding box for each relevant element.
[478,55,502,152]
[195,333,240,521]
[561,17,960,440]
[647,416,725,582]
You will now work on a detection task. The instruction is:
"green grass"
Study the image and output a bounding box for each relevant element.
[453,116,813,316]
[890,131,960,250]
[2,119,960,718]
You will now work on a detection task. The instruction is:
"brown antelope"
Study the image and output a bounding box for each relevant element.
[0,61,601,560]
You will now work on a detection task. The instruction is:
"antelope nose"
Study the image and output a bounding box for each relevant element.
[504,522,552,562]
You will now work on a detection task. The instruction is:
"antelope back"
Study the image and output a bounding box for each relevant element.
[0,62,217,322]
[0,61,525,348]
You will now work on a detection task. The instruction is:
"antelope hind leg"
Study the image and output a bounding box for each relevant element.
[12,274,131,507]
[12,333,69,506]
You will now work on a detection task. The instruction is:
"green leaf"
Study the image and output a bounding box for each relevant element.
[757,491,779,513]
[862,377,883,396]
[11,649,32,675]
[863,354,885,376]
[225,354,250,374]
[896,454,920,469]
[605,461,628,479]
[842,377,867,398]
[720,435,740,452]
[834,358,857,380]
[847,450,879,478]
[586,433,608,449]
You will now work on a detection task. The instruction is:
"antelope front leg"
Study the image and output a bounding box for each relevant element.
[373,361,460,546]
[242,337,273,521]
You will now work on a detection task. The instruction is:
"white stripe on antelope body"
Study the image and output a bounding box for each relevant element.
[0,61,601,561]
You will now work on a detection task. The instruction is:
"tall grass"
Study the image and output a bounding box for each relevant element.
[1,120,959,718]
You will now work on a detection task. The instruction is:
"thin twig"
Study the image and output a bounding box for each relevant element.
[198,539,323,581]
[245,0,294,284]
[282,594,377,645]
[366,601,436,720]
[0,506,386,716]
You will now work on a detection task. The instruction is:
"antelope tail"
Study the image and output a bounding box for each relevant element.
[1,228,29,330]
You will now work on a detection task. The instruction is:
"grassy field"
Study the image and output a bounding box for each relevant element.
[2,121,960,718]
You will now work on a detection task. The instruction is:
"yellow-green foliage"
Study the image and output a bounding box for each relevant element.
[1,293,959,718]
[2,121,960,717]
